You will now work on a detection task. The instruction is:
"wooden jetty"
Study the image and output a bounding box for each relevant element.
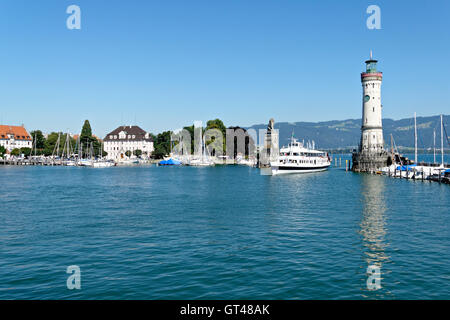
[0,158,64,166]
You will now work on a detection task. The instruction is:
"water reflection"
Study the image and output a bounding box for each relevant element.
[359,175,389,266]
[359,175,391,297]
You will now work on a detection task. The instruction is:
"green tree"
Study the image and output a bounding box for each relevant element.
[152,131,172,159]
[125,150,132,157]
[206,119,226,134]
[79,120,103,157]
[133,149,142,157]
[206,119,227,154]
[20,147,32,156]
[183,125,195,154]
[80,120,93,140]
[175,119,227,156]
[30,130,46,149]
[43,132,59,156]
[11,148,20,156]
[43,132,76,156]
[0,145,6,157]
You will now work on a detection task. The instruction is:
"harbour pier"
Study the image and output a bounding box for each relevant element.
[0,158,65,166]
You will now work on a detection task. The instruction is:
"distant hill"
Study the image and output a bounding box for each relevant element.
[245,115,450,150]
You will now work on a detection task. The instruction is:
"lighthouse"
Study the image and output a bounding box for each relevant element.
[361,51,384,152]
[352,52,390,172]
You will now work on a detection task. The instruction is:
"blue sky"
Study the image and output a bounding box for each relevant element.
[1,0,449,136]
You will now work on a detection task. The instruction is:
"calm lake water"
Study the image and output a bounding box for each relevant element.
[0,157,449,299]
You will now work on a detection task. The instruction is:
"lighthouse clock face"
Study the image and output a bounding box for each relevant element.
[364,95,370,102]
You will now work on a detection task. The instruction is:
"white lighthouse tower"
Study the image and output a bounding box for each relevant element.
[361,51,384,152]
[352,52,389,172]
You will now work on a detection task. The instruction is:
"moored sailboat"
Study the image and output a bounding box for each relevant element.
[188,135,215,166]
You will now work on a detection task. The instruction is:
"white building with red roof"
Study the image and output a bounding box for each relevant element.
[0,125,32,153]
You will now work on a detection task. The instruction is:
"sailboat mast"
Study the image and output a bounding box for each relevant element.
[34,133,37,157]
[433,129,436,164]
[441,114,444,166]
[414,112,418,164]
[202,135,205,160]
[62,133,67,159]
[57,133,60,157]
[390,134,394,155]
[67,133,70,158]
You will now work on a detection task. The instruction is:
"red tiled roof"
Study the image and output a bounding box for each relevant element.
[0,125,32,141]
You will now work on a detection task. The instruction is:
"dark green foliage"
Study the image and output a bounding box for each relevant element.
[79,120,103,157]
[80,120,93,140]
[0,145,6,157]
[180,119,227,155]
[152,131,172,159]
[30,130,45,149]
[206,119,226,135]
[20,147,32,156]
[133,149,142,157]
[10,148,20,156]
[125,150,132,157]
[206,119,227,152]
[43,132,76,156]
[182,125,195,154]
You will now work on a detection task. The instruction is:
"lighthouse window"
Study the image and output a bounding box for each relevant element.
[373,107,375,112]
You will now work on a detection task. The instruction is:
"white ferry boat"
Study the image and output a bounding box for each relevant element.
[270,137,331,175]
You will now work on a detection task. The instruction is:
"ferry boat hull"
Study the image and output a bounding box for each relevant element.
[270,164,330,175]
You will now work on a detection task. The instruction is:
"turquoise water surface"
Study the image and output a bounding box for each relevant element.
[0,161,449,299]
